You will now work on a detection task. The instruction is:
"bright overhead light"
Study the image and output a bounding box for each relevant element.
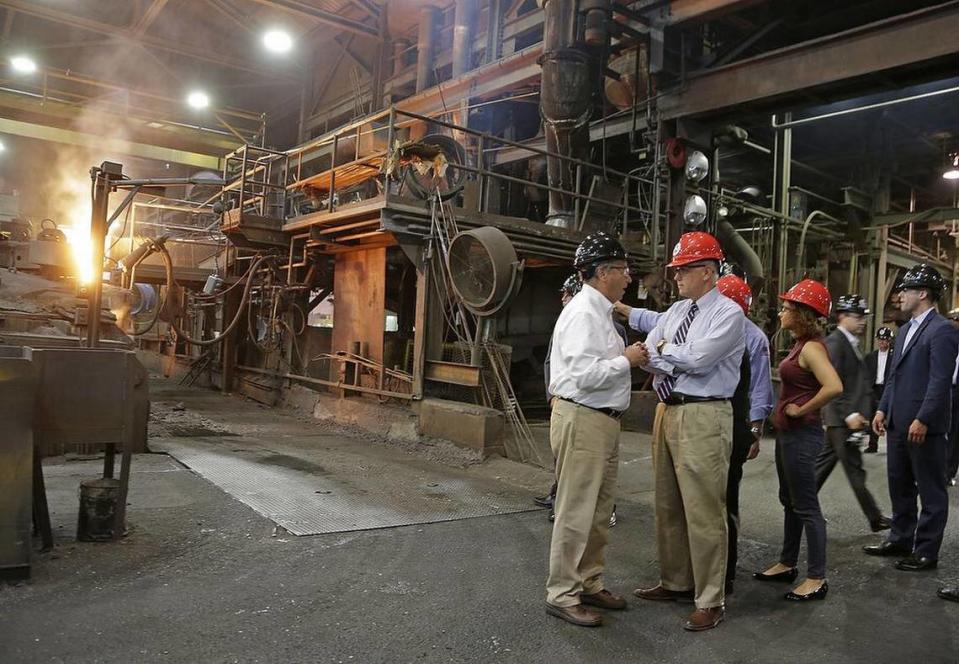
[186,90,210,109]
[262,29,293,54]
[0,141,5,152]
[10,55,37,74]
[944,153,959,180]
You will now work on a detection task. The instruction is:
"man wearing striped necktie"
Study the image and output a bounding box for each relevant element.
[631,232,745,632]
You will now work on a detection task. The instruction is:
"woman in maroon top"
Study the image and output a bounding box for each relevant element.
[754,279,842,601]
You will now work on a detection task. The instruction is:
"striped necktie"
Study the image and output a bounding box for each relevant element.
[655,302,699,402]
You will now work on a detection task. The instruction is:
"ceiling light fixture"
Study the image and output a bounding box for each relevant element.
[186,90,210,109]
[943,153,959,180]
[262,29,293,54]
[10,55,37,74]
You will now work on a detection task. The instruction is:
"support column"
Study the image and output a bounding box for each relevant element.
[452,0,477,78]
[416,6,439,93]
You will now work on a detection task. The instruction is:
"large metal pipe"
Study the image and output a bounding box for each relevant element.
[538,0,594,229]
[452,0,477,78]
[716,219,765,292]
[416,6,440,93]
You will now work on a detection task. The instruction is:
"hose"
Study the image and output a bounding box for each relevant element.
[157,243,274,346]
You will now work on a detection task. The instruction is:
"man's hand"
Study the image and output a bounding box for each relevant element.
[613,301,632,318]
[624,341,648,367]
[908,419,928,445]
[784,403,802,418]
[746,441,761,461]
[872,411,886,436]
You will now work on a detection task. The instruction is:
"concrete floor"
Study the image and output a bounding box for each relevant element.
[2,380,958,663]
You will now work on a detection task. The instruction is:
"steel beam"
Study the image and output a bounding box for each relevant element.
[243,0,379,38]
[131,0,169,38]
[0,0,298,81]
[657,0,764,24]
[659,2,959,119]
[0,117,222,169]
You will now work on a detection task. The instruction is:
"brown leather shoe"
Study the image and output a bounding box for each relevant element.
[683,606,725,632]
[545,603,603,627]
[633,584,695,602]
[581,589,627,610]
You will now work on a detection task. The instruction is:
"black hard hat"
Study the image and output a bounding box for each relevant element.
[559,273,582,295]
[834,294,870,315]
[875,326,893,340]
[573,231,628,270]
[895,263,946,296]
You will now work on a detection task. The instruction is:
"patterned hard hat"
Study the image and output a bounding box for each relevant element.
[875,326,894,340]
[559,273,582,295]
[667,231,724,268]
[780,279,831,318]
[834,294,870,316]
[947,308,959,321]
[573,231,628,270]
[895,263,946,296]
[716,274,752,315]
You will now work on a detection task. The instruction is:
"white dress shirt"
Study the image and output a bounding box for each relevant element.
[643,287,745,399]
[876,350,888,385]
[548,283,631,411]
[902,307,935,350]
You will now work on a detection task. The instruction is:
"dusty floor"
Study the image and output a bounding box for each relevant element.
[2,379,958,663]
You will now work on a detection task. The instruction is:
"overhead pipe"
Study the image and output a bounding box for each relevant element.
[452,0,478,78]
[415,6,440,93]
[716,219,765,292]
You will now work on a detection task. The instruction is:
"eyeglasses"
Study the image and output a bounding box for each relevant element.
[604,264,630,274]
[673,264,708,276]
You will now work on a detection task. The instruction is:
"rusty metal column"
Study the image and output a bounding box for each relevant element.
[87,165,115,348]
[452,0,477,78]
[415,6,439,93]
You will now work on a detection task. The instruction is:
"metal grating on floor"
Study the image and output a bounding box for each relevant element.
[152,438,539,535]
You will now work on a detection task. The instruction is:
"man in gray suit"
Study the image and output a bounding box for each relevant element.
[815,294,891,532]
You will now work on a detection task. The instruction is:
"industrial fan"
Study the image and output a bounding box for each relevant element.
[446,226,524,364]
[447,226,523,317]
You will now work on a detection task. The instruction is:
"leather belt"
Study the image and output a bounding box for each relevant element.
[663,393,729,406]
[558,397,624,420]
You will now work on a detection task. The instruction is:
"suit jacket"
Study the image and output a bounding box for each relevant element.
[878,310,959,434]
[864,349,893,387]
[822,328,871,428]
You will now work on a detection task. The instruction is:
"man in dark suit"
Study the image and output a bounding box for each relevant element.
[864,327,894,453]
[945,309,959,486]
[865,264,959,571]
[816,295,889,532]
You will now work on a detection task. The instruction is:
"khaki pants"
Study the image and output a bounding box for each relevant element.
[546,399,621,607]
[652,400,732,609]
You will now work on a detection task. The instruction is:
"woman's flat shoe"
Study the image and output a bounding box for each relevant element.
[784,581,828,602]
[752,568,798,583]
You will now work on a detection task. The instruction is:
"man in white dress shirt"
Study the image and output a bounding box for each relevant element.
[864,327,894,453]
[545,232,648,628]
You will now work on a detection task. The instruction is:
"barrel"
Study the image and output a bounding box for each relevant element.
[77,478,122,541]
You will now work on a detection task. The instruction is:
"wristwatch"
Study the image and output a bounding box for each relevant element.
[656,339,667,354]
[750,425,762,436]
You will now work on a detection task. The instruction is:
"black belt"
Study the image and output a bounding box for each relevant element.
[558,397,624,420]
[663,393,729,406]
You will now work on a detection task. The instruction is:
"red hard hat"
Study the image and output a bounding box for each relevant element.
[717,275,752,315]
[779,279,831,318]
[667,232,725,267]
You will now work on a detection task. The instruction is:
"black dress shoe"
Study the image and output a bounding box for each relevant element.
[533,494,553,508]
[870,516,892,532]
[863,541,912,557]
[895,555,938,571]
[785,581,828,602]
[937,587,959,603]
[752,568,798,583]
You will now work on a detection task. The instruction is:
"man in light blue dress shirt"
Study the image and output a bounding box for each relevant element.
[629,232,745,632]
